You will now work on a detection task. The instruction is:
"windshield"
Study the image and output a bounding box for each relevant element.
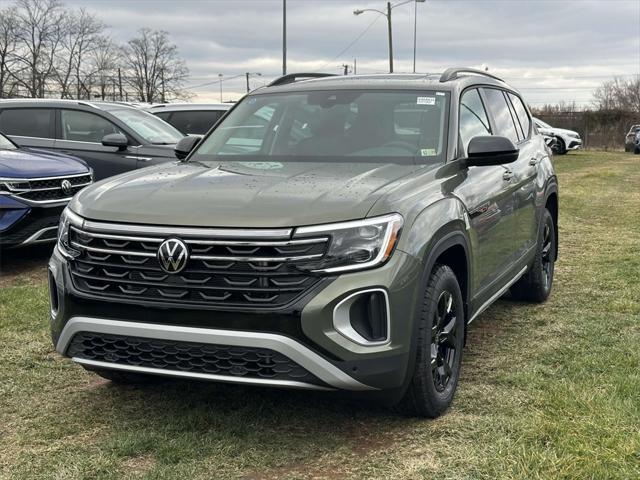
[535,118,552,129]
[0,132,17,150]
[108,108,183,145]
[191,90,449,164]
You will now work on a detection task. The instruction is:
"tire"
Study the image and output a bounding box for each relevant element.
[511,209,556,303]
[554,137,567,155]
[634,147,640,155]
[396,265,465,418]
[83,366,165,385]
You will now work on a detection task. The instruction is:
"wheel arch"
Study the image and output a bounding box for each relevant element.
[544,182,559,261]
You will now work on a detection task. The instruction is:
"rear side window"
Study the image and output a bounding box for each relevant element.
[154,112,172,122]
[459,88,491,152]
[60,110,123,143]
[482,88,519,144]
[168,111,224,135]
[507,93,531,140]
[0,108,54,139]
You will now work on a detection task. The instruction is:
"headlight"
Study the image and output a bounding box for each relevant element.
[568,132,580,139]
[57,207,83,258]
[293,213,403,273]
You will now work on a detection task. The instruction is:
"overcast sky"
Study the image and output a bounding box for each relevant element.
[61,0,640,106]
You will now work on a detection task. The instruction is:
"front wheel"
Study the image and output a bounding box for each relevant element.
[554,137,567,155]
[396,265,465,417]
[511,209,556,302]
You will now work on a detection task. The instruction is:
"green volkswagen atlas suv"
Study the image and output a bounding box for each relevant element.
[49,69,558,417]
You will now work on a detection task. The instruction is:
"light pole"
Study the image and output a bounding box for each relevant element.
[218,74,223,102]
[354,0,424,74]
[413,0,426,73]
[245,72,262,92]
[282,0,287,75]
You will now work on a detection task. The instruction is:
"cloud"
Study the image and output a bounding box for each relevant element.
[65,0,640,105]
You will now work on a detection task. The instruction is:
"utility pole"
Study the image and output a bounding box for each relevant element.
[413,0,426,73]
[118,68,123,101]
[386,2,393,73]
[218,74,223,102]
[354,58,357,74]
[282,0,287,75]
[246,72,250,92]
[160,68,166,103]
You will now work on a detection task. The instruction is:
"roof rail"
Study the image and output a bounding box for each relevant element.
[439,67,504,83]
[267,72,337,87]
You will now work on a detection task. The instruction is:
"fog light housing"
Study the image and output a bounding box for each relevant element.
[333,289,390,346]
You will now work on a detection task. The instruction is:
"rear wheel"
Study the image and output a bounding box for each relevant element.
[511,209,555,303]
[634,146,640,155]
[396,265,465,418]
[554,137,567,155]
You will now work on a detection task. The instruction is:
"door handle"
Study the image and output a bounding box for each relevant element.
[503,170,513,182]
[529,158,538,166]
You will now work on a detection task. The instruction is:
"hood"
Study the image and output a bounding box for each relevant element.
[71,160,421,228]
[0,147,89,178]
[540,126,579,137]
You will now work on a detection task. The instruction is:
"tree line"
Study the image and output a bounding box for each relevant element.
[0,0,189,102]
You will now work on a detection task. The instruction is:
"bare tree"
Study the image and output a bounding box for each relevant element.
[593,76,640,112]
[122,29,189,103]
[0,6,19,97]
[54,8,104,98]
[11,0,66,97]
[87,37,120,100]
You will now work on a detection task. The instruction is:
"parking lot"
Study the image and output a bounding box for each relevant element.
[1,150,638,480]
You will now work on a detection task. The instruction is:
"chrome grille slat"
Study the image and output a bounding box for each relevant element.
[68,221,327,309]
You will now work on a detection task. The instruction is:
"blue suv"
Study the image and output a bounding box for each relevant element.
[0,131,92,248]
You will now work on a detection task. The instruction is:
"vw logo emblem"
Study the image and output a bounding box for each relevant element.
[60,179,73,196]
[157,238,189,274]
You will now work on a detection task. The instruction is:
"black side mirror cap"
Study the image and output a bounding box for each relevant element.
[101,133,128,150]
[174,136,201,160]
[465,135,519,167]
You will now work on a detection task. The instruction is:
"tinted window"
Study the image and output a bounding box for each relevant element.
[168,110,224,135]
[106,107,183,145]
[508,93,531,140]
[0,109,54,138]
[60,110,123,143]
[193,90,449,163]
[482,88,519,144]
[459,89,491,151]
[155,112,172,122]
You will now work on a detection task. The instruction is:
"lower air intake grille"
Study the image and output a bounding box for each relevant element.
[67,332,324,386]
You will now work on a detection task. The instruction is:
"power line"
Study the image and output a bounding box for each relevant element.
[319,13,383,71]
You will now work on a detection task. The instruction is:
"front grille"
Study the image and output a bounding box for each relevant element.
[0,209,62,246]
[68,332,324,385]
[5,173,92,203]
[68,224,328,309]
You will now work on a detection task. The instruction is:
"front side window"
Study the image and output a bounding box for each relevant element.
[60,110,123,143]
[0,109,54,139]
[191,90,449,164]
[105,107,183,145]
[482,88,519,144]
[459,88,491,152]
[0,132,17,150]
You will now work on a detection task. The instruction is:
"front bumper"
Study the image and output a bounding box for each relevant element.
[566,138,582,150]
[0,197,63,247]
[49,246,422,392]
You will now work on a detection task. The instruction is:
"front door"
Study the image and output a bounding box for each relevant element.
[54,109,137,180]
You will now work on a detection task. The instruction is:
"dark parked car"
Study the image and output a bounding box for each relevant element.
[625,125,640,152]
[0,131,91,248]
[0,100,184,180]
[147,103,232,136]
[50,69,558,418]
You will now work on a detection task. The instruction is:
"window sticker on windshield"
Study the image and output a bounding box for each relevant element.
[417,96,436,105]
[436,92,445,96]
[421,148,437,156]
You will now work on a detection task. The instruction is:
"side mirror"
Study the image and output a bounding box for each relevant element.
[101,133,128,150]
[174,136,201,160]
[465,136,519,167]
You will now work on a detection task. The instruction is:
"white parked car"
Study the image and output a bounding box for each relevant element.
[146,103,233,136]
[533,117,582,155]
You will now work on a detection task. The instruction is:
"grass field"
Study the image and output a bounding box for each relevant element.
[1,150,639,480]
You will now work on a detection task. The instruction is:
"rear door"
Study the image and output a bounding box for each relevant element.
[505,92,539,255]
[54,109,138,180]
[453,88,517,295]
[0,108,56,150]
